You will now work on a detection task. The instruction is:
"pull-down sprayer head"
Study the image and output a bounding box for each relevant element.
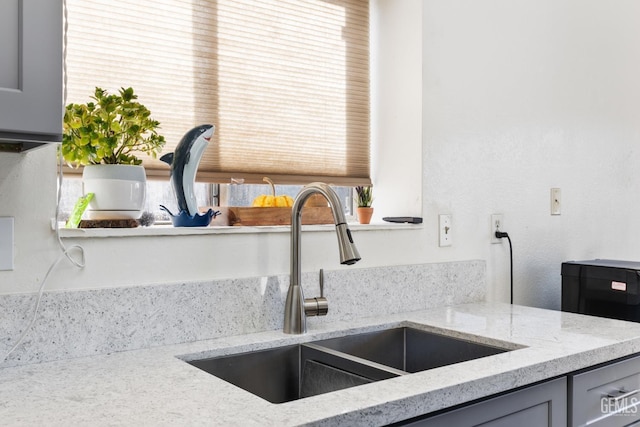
[336,223,360,265]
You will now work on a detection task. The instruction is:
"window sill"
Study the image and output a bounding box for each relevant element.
[56,221,422,238]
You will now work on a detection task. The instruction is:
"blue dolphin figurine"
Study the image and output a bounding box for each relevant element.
[160,124,215,216]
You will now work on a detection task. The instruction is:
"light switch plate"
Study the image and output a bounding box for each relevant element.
[439,214,452,247]
[0,217,14,270]
[550,188,561,215]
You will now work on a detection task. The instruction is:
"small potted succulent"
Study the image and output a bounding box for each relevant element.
[62,87,166,219]
[355,185,373,224]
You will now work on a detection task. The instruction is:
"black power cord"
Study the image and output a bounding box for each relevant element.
[495,231,514,304]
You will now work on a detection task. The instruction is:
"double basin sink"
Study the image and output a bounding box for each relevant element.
[186,326,516,404]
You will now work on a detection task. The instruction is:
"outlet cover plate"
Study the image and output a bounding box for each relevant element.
[0,217,14,270]
[491,214,504,244]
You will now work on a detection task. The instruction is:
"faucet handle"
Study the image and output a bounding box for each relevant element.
[304,269,329,317]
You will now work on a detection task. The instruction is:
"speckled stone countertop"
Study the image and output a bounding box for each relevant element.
[3,301,640,426]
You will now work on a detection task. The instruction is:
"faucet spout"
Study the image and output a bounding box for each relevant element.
[284,183,361,334]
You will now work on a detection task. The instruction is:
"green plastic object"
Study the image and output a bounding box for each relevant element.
[65,193,94,228]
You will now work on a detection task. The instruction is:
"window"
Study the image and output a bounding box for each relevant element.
[58,178,353,223]
[64,0,371,186]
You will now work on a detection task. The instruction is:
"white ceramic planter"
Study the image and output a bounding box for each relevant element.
[82,164,146,220]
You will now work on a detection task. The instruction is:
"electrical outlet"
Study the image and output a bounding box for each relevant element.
[490,214,504,244]
[550,188,561,215]
[0,217,14,270]
[439,214,452,247]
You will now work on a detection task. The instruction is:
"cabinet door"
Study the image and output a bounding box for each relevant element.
[399,377,567,427]
[0,0,62,143]
[570,354,640,427]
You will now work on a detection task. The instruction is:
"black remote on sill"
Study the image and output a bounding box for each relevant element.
[382,217,423,224]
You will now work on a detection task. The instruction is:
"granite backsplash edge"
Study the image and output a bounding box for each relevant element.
[0,260,485,368]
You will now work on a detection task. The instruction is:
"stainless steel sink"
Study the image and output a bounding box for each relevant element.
[186,326,513,404]
[313,327,509,373]
[188,342,403,404]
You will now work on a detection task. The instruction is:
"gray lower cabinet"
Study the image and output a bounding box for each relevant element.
[569,354,640,427]
[396,353,640,427]
[398,377,567,427]
[0,0,62,148]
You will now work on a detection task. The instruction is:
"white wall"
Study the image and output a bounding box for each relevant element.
[421,0,640,308]
[2,0,640,312]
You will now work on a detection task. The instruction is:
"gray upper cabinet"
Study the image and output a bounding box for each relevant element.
[0,0,62,152]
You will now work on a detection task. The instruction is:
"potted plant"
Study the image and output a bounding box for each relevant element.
[62,87,166,219]
[355,185,373,224]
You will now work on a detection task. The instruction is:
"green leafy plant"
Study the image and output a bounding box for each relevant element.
[62,87,166,166]
[355,185,373,208]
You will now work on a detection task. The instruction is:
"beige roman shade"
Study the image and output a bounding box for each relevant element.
[64,0,371,186]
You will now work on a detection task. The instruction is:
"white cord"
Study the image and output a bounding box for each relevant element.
[1,148,86,363]
[1,0,86,363]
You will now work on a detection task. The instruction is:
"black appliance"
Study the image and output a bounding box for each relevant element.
[561,259,640,322]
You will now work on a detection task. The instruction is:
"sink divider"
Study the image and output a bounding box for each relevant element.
[301,342,408,381]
